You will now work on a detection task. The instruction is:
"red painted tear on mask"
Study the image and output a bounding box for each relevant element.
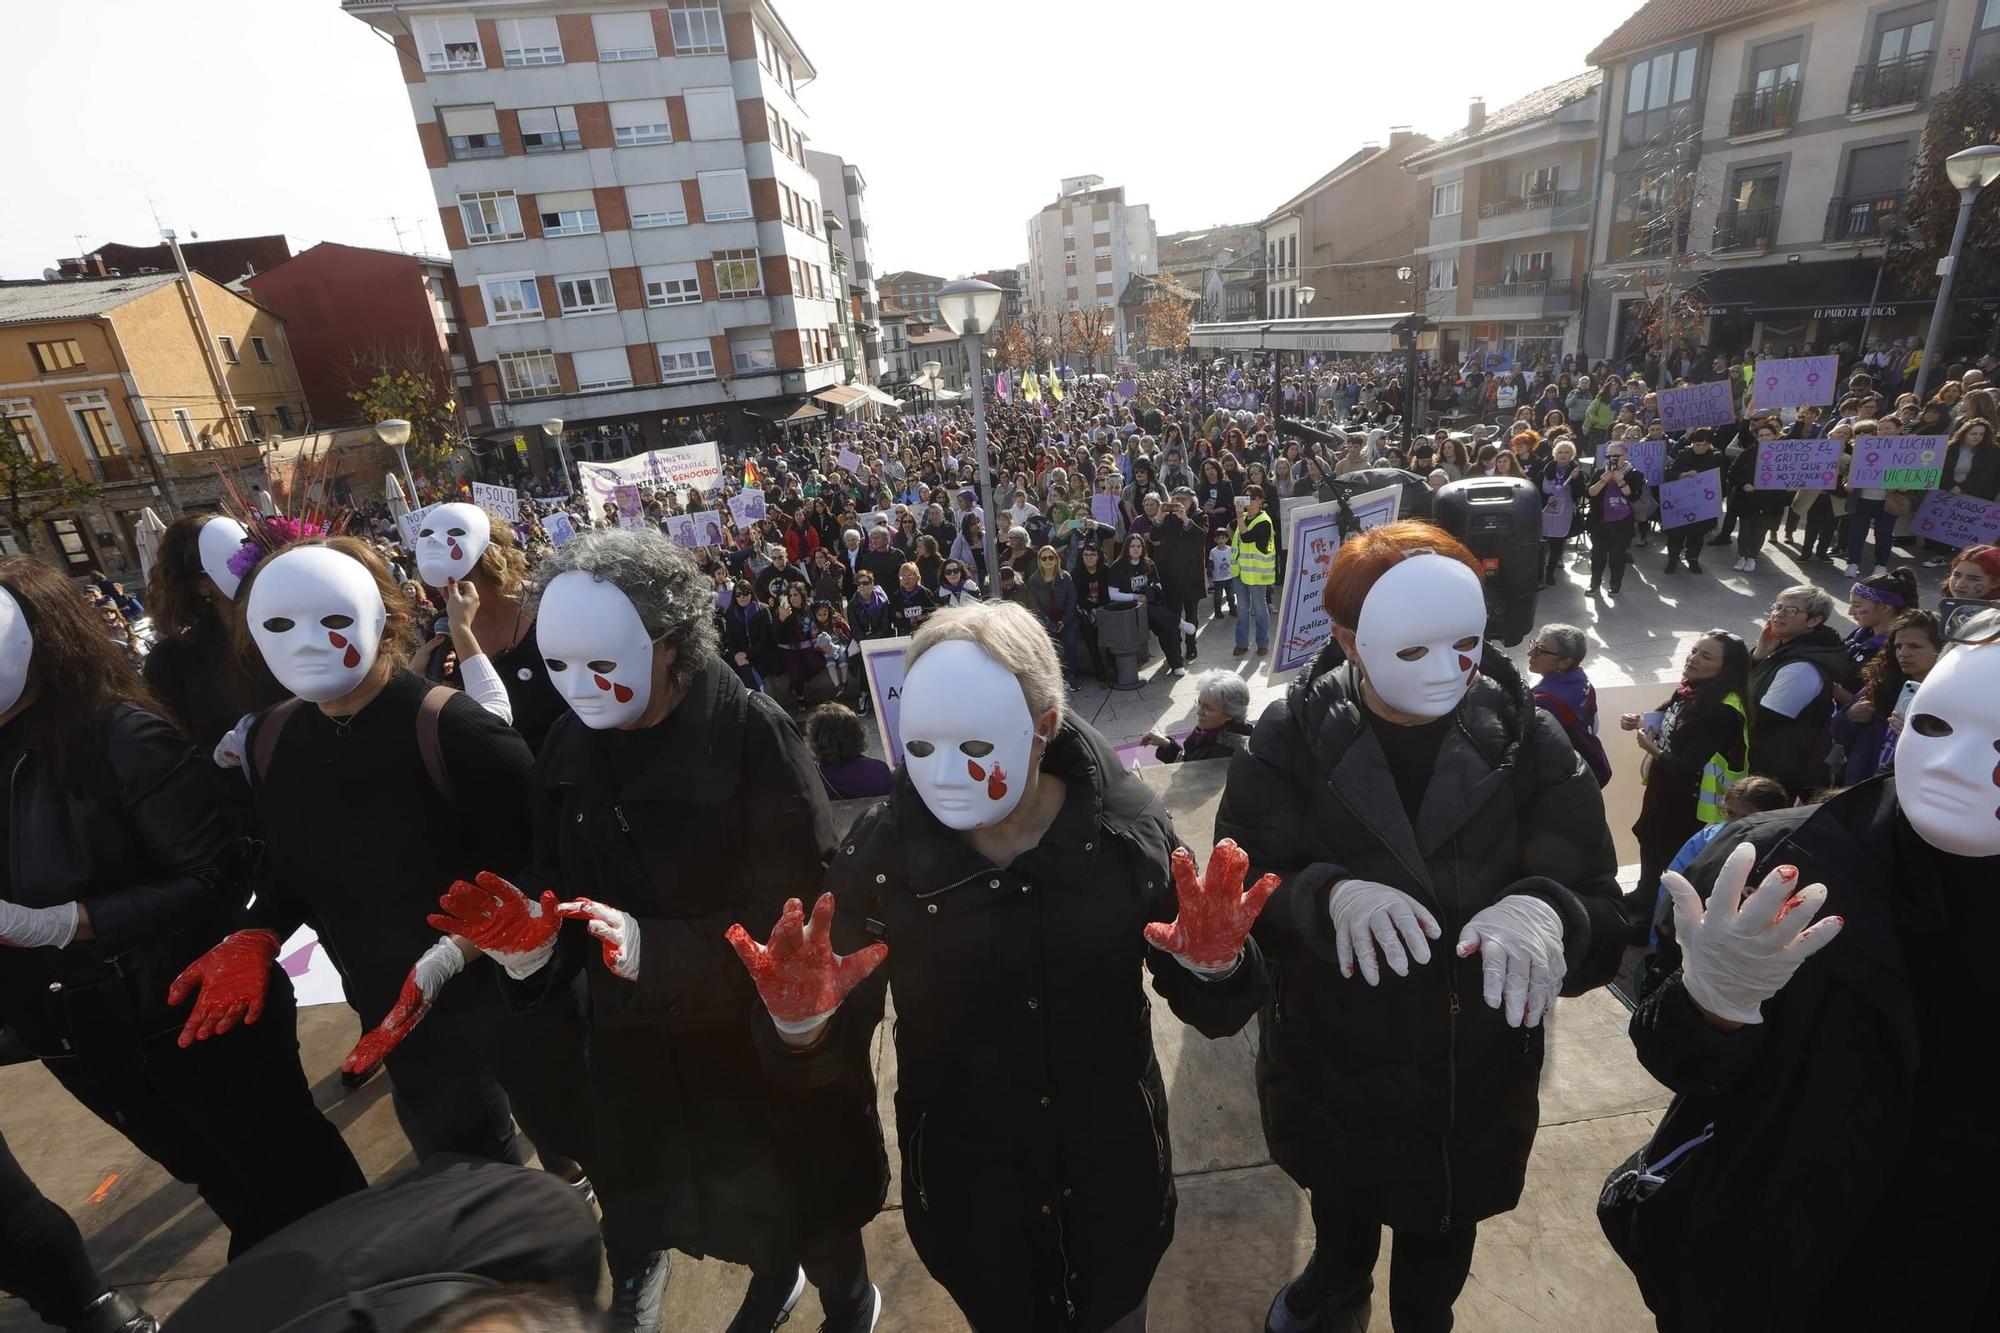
[330,631,360,669]
[987,763,1009,802]
[593,673,634,703]
[967,759,985,781]
[448,540,463,561]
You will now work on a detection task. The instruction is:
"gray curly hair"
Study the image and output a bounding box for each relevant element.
[530,528,719,689]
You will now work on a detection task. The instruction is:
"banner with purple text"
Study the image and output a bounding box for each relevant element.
[1657,472,1723,529]
[1753,439,1842,490]
[1847,438,1945,490]
[1913,491,2000,548]
[1657,381,1736,431]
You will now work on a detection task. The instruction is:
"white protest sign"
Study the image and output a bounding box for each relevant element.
[545,512,576,546]
[861,636,912,764]
[1270,484,1401,678]
[397,503,436,550]
[470,482,519,521]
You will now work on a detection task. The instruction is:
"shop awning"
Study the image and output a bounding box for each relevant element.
[1698,257,1913,318]
[743,400,826,423]
[1191,313,1439,353]
[860,385,902,408]
[813,384,871,411]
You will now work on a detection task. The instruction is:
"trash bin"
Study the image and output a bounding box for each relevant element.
[1094,602,1149,691]
[1431,476,1541,646]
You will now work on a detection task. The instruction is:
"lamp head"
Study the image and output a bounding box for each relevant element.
[935,278,1004,336]
[541,416,565,437]
[1298,285,1317,306]
[1945,144,2000,193]
[374,418,412,448]
[1396,265,1414,283]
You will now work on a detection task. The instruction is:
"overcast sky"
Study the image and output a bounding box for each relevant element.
[3,0,1619,280]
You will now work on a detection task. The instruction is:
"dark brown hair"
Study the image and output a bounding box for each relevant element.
[803,701,867,765]
[0,556,170,784]
[147,512,235,641]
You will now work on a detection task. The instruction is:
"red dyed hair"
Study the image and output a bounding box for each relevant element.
[1322,520,1485,629]
[1954,544,2000,581]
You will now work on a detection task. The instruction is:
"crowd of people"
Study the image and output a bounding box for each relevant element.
[1,337,1996,1333]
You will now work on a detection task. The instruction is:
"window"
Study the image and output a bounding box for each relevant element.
[251,335,272,364]
[519,105,581,153]
[537,190,600,237]
[611,99,671,146]
[658,340,715,382]
[1853,5,1936,111]
[699,169,752,221]
[1750,36,1801,90]
[1622,45,1700,147]
[1509,250,1554,284]
[1976,0,2000,81]
[1428,258,1459,290]
[714,249,762,297]
[67,394,128,475]
[1608,170,1682,259]
[440,105,502,159]
[731,337,775,374]
[669,5,727,55]
[1522,165,1559,196]
[1093,219,1111,234]
[479,273,543,323]
[555,272,615,315]
[275,404,294,432]
[685,86,737,140]
[1717,164,1781,248]
[1062,225,1075,239]
[1432,181,1461,217]
[628,183,687,228]
[171,407,196,446]
[571,347,632,391]
[3,401,51,461]
[28,338,82,372]
[459,190,524,243]
[217,335,239,364]
[498,350,561,399]
[237,407,263,440]
[498,16,562,65]
[644,262,701,306]
[415,16,482,71]
[1874,4,1935,64]
[592,11,656,61]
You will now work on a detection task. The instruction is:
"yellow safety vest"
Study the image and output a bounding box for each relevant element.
[1232,509,1276,585]
[1695,691,1749,824]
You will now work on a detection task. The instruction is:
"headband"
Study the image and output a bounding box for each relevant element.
[1850,582,1906,609]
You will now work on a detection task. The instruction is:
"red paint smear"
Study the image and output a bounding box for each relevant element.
[329,632,360,669]
[967,758,984,781]
[86,1174,119,1205]
[448,540,463,560]
[987,762,1009,801]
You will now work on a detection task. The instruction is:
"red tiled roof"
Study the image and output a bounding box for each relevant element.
[1587,0,1799,66]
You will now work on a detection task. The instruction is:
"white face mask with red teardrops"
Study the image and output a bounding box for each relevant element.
[536,571,657,730]
[247,546,388,704]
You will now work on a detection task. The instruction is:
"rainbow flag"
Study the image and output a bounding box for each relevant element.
[744,459,762,487]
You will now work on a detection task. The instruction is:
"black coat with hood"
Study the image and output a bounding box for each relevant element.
[1214,643,1625,1232]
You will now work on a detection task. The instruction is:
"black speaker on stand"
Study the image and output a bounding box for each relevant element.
[1430,476,1541,647]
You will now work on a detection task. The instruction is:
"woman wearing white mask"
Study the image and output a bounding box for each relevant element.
[1215,520,1626,1333]
[428,530,883,1333]
[141,512,271,757]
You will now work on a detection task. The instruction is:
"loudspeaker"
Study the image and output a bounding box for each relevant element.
[1430,476,1541,646]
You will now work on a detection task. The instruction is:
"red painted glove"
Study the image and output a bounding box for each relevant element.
[166,929,282,1047]
[725,894,888,1033]
[556,898,642,982]
[427,872,560,979]
[341,937,466,1073]
[1143,840,1279,975]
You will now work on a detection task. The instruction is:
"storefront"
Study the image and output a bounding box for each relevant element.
[1696,257,1924,356]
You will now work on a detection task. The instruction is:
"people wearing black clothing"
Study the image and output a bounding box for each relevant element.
[1747,585,1858,798]
[846,570,895,642]
[721,582,782,689]
[1531,444,1588,587]
[412,521,567,752]
[1726,422,1786,572]
[1071,544,1113,680]
[1,1130,158,1332]
[1662,432,1723,574]
[1197,459,1235,529]
[1109,533,1185,676]
[857,530,906,589]
[1152,499,1208,662]
[1584,443,1645,595]
[888,562,937,634]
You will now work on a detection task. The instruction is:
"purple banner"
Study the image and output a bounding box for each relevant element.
[1657,472,1723,529]
[1625,439,1667,486]
[1657,381,1736,431]
[1751,355,1839,408]
[1090,493,1122,528]
[1914,491,2000,548]
[1848,437,1946,490]
[1753,439,1842,490]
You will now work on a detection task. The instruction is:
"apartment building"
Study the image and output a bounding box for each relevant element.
[1403,73,1602,369]
[1024,177,1159,353]
[0,272,305,570]
[1583,0,1999,360]
[878,270,944,325]
[1262,129,1435,321]
[808,149,884,382]
[342,0,844,455]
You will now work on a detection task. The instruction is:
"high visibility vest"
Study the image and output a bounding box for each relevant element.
[1695,691,1749,824]
[1232,510,1276,585]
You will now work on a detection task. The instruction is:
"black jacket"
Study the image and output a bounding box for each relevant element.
[1215,644,1625,1232]
[719,602,781,681]
[1666,445,1724,484]
[858,544,907,589]
[1940,437,2000,501]
[1747,625,1856,798]
[1150,512,1207,599]
[2,705,242,1056]
[804,719,1265,1332]
[1584,463,1645,528]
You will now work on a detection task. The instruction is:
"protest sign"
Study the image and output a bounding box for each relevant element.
[1914,491,2000,548]
[1657,473,1723,529]
[1753,439,1841,491]
[728,488,767,527]
[578,440,722,514]
[692,512,727,547]
[1090,493,1122,529]
[663,515,702,549]
[612,484,645,530]
[1657,381,1736,431]
[1270,484,1401,677]
[1847,438,1945,490]
[861,636,912,765]
[469,482,519,521]
[544,512,576,547]
[396,503,435,550]
[836,448,864,474]
[1750,355,1839,407]
[1625,439,1667,486]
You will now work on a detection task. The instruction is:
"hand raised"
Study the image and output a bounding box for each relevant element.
[1143,841,1278,975]
[428,872,560,978]
[1665,842,1842,1025]
[558,898,642,982]
[726,894,887,1030]
[166,929,282,1047]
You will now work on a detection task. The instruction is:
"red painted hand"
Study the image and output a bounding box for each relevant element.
[166,929,282,1048]
[427,872,560,975]
[725,893,888,1027]
[343,972,431,1073]
[1143,840,1279,973]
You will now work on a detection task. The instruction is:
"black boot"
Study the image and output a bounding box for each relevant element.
[68,1292,157,1333]
[1266,1262,1371,1333]
[608,1249,672,1333]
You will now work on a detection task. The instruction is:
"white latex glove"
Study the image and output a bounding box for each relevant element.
[1664,842,1843,1025]
[213,713,255,770]
[411,934,470,998]
[558,898,642,981]
[0,899,80,950]
[1455,895,1566,1028]
[1328,879,1440,984]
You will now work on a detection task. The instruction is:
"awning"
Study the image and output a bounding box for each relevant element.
[1191,313,1438,353]
[860,385,902,408]
[1698,257,1914,318]
[813,384,870,410]
[740,400,826,424]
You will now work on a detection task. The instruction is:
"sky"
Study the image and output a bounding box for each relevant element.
[2,0,1624,281]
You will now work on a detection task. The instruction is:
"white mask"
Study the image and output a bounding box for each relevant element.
[247,546,388,703]
[415,502,491,588]
[1894,634,2000,858]
[1351,553,1488,719]
[899,640,1040,829]
[537,571,656,730]
[0,587,32,717]
[198,516,250,600]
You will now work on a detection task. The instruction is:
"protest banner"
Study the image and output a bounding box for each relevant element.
[1270,484,1401,677]
[836,448,863,474]
[1657,473,1723,529]
[728,488,767,527]
[544,512,576,547]
[469,482,519,521]
[1847,438,1945,490]
[1657,381,1736,431]
[861,636,912,765]
[1753,439,1841,490]
[1914,491,2000,548]
[578,440,722,513]
[396,503,435,550]
[663,515,702,549]
[1090,493,1122,529]
[1624,438,1668,486]
[1750,355,1839,407]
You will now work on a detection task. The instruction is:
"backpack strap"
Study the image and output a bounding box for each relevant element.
[416,685,456,806]
[245,697,306,789]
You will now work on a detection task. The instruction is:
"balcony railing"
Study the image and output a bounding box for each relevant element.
[1824,191,1905,242]
[1730,81,1800,136]
[1473,278,1575,299]
[1713,205,1778,251]
[1477,189,1586,219]
[1848,52,1933,114]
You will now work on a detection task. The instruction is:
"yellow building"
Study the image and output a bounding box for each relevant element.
[0,270,309,573]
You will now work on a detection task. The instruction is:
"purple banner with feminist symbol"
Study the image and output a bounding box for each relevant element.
[1751,355,1839,408]
[1625,439,1667,486]
[1913,491,2000,548]
[1848,438,1946,490]
[1657,381,1736,432]
[1753,439,1842,490]
[1657,473,1723,529]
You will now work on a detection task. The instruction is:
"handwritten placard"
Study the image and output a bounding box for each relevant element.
[1657,472,1723,529]
[1913,491,2000,548]
[1847,438,1945,490]
[1270,485,1401,677]
[836,448,863,474]
[1625,439,1667,486]
[1090,493,1122,529]
[1751,355,1839,408]
[1753,439,1842,491]
[1657,381,1736,431]
[470,482,519,521]
[396,503,436,550]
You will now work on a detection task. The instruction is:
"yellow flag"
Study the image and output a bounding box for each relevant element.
[1023,367,1040,402]
[1050,364,1065,402]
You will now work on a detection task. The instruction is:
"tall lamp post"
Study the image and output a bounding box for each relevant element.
[1395,265,1423,446]
[935,277,1005,595]
[540,416,572,493]
[1913,143,2000,402]
[375,417,419,506]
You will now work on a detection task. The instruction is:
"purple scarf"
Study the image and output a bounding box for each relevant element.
[1532,666,1596,729]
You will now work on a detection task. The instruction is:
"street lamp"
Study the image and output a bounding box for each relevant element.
[1395,265,1423,445]
[1914,143,2000,401]
[935,276,1005,595]
[920,360,943,411]
[540,416,573,493]
[375,417,419,507]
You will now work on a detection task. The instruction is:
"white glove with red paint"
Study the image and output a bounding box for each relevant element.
[726,893,888,1041]
[1143,841,1277,977]
[1665,841,1844,1025]
[558,898,642,981]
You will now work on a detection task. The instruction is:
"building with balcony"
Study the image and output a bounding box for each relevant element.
[1403,74,1601,370]
[1582,0,1994,362]
[878,270,945,325]
[1262,128,1435,322]
[1024,176,1159,346]
[807,149,883,383]
[341,0,846,464]
[0,272,306,571]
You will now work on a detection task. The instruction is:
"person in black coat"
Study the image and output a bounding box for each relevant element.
[1152,495,1209,662]
[1583,441,1645,595]
[1214,522,1626,1333]
[1662,430,1724,575]
[857,527,906,590]
[1724,418,1788,573]
[2,1129,159,1332]
[720,580,782,690]
[1108,533,1185,676]
[1747,583,1858,798]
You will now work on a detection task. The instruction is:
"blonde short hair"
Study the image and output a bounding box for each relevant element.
[907,601,1065,730]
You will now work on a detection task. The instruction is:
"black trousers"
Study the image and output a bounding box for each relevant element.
[1140,602,1184,669]
[1305,1189,1479,1333]
[0,1129,105,1325]
[732,1227,872,1328]
[1540,536,1569,583]
[46,971,365,1259]
[1802,495,1839,557]
[1736,504,1770,559]
[1590,522,1633,589]
[1162,584,1203,657]
[1663,520,1714,565]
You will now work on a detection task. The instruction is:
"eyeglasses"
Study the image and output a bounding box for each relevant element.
[1526,643,1560,657]
[1767,603,1808,618]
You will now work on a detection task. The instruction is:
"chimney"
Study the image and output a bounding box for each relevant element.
[1468,97,1487,133]
[1389,124,1418,147]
